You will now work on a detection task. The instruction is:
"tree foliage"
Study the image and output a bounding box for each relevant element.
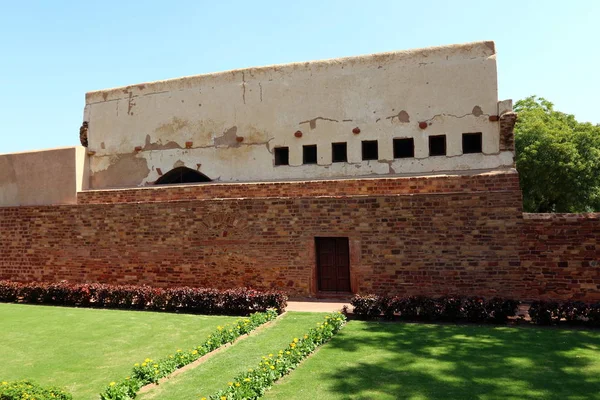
[514,96,600,212]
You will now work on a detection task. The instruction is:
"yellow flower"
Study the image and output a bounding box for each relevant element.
[290,343,296,348]
[141,362,147,367]
[228,382,233,386]
[303,335,308,339]
[1,382,7,385]
[109,382,116,387]
[217,326,223,331]
[145,358,151,362]
[268,353,273,357]
[235,383,240,387]
[221,397,227,400]
[201,398,207,400]
[293,338,299,343]
[285,351,290,355]
[192,350,198,355]
[244,378,251,382]
[177,349,182,353]
[134,363,139,367]
[153,364,158,368]
[270,365,275,370]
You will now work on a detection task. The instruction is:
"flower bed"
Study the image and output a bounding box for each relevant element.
[207,312,346,400]
[0,380,72,400]
[0,280,287,315]
[350,294,600,327]
[99,310,278,400]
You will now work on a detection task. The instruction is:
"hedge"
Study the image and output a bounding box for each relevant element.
[351,294,520,323]
[351,294,600,327]
[100,310,279,400]
[529,301,600,326]
[0,380,72,400]
[0,281,287,315]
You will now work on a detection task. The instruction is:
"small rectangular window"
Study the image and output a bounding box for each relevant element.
[362,140,378,160]
[332,142,347,163]
[393,138,414,158]
[429,135,446,156]
[274,147,289,166]
[462,132,483,154]
[303,145,317,164]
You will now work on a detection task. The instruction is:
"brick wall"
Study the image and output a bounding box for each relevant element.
[1,170,598,301]
[519,213,600,302]
[77,170,521,204]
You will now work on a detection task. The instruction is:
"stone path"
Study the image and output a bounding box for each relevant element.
[286,300,351,313]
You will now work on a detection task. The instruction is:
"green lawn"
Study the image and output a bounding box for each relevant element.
[138,312,327,400]
[265,320,600,400]
[0,303,238,400]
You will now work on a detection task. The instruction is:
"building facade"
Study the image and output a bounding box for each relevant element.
[0,41,598,301]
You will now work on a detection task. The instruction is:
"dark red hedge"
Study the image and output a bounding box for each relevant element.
[0,280,287,315]
[350,294,600,327]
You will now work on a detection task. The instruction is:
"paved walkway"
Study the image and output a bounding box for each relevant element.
[287,300,351,312]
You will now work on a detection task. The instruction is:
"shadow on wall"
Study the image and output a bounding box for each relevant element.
[318,322,600,399]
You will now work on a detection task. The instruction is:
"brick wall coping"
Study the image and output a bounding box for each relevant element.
[78,168,519,205]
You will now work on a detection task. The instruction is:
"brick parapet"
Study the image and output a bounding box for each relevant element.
[77,169,521,204]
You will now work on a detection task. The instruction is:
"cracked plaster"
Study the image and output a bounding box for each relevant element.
[84,40,512,189]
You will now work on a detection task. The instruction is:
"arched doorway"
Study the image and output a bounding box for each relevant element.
[155,167,212,185]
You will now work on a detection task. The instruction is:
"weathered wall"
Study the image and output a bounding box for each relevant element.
[0,147,88,207]
[1,170,597,301]
[84,41,514,189]
[520,214,600,301]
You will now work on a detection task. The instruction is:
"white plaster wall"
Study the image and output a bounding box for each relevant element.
[0,147,87,207]
[84,41,513,189]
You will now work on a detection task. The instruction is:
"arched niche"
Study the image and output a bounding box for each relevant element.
[155,167,212,185]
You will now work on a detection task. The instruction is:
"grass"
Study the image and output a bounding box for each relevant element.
[0,303,238,400]
[138,312,327,400]
[265,320,600,400]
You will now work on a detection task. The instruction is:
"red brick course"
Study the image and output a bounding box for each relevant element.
[77,170,521,204]
[1,170,598,301]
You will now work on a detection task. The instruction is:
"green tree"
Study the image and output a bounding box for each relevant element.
[514,96,600,212]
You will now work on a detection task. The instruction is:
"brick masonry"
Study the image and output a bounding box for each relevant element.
[1,170,598,301]
[499,112,517,152]
[77,170,521,204]
[520,213,600,301]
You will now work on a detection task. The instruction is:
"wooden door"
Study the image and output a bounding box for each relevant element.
[316,237,351,292]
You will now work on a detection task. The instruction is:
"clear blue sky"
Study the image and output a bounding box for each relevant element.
[1,1,598,154]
